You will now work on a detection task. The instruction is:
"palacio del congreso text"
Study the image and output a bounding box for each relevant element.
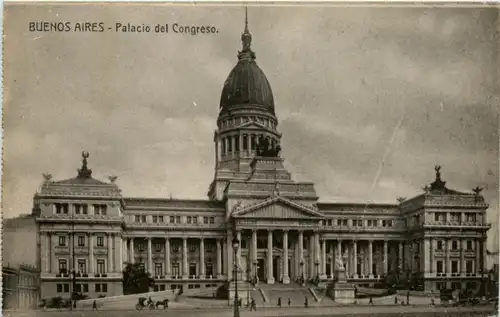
[34,21,491,301]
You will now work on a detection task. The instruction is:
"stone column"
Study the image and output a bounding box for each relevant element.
[353,240,358,277]
[146,238,153,274]
[315,233,321,277]
[165,238,171,276]
[476,240,481,273]
[236,231,242,269]
[429,238,434,273]
[424,238,431,274]
[482,238,487,274]
[445,239,450,274]
[130,238,135,264]
[398,242,403,270]
[216,239,222,278]
[267,230,274,284]
[283,230,290,284]
[226,231,233,280]
[368,240,373,277]
[247,134,252,156]
[330,242,335,278]
[460,239,465,274]
[116,235,123,272]
[108,234,114,273]
[182,237,188,279]
[41,233,48,273]
[383,240,388,275]
[252,230,258,267]
[200,238,205,278]
[89,234,94,274]
[298,231,304,279]
[231,135,236,157]
[321,239,327,278]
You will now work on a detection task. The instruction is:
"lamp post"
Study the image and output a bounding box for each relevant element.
[72,269,77,308]
[315,260,320,280]
[300,260,304,285]
[232,236,240,317]
[253,260,258,285]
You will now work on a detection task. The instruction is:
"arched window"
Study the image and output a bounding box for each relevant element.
[242,135,248,150]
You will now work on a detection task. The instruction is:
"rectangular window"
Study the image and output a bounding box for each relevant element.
[466,260,473,273]
[209,217,214,224]
[388,220,393,227]
[97,259,105,274]
[382,220,387,227]
[158,216,163,223]
[102,284,108,292]
[204,216,208,224]
[59,259,67,274]
[193,216,198,224]
[57,284,62,293]
[172,244,180,253]
[141,215,146,223]
[155,263,163,276]
[155,243,162,252]
[451,261,458,273]
[175,216,180,223]
[58,235,67,246]
[437,241,443,250]
[83,284,89,293]
[170,216,175,223]
[172,263,180,277]
[75,204,81,214]
[466,240,473,250]
[452,240,458,250]
[206,243,213,253]
[367,220,372,226]
[77,235,85,247]
[135,215,141,222]
[97,236,104,247]
[436,260,443,273]
[337,219,342,226]
[187,216,192,224]
[153,216,158,223]
[78,259,86,273]
[189,243,196,252]
[75,284,82,293]
[95,284,101,292]
[63,284,69,293]
[342,219,348,226]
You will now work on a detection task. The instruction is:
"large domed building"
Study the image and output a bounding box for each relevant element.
[34,13,490,302]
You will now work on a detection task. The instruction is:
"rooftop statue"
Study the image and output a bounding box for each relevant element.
[472,186,484,195]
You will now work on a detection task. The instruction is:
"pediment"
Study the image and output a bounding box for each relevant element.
[235,121,268,130]
[233,196,323,220]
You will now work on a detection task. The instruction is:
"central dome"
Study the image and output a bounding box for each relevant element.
[219,16,275,116]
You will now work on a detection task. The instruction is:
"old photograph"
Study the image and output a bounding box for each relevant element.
[2,3,499,317]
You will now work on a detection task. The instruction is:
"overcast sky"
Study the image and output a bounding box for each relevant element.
[3,4,498,250]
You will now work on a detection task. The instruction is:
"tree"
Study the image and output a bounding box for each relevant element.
[122,262,155,295]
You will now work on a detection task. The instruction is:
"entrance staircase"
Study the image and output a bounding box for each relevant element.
[256,283,335,307]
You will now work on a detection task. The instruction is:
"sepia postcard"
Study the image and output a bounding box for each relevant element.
[1,2,499,317]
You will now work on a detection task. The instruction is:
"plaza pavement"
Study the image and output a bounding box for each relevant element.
[3,304,497,317]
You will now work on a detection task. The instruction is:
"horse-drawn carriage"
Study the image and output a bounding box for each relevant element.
[135,297,169,310]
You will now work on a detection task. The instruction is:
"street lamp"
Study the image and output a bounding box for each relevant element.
[71,269,77,309]
[253,260,258,285]
[300,260,304,285]
[315,260,320,280]
[232,236,240,317]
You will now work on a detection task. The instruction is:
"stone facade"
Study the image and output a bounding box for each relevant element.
[2,265,40,310]
[34,17,491,301]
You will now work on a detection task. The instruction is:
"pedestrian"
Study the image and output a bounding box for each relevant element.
[394,296,398,304]
[92,300,97,310]
[277,297,282,307]
[288,297,291,306]
[369,296,373,305]
[304,296,308,308]
[251,298,257,311]
[406,291,410,305]
[431,298,435,306]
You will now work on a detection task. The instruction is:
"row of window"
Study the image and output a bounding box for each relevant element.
[436,260,474,274]
[134,215,216,224]
[56,283,108,293]
[135,242,216,253]
[57,235,107,247]
[54,203,108,215]
[220,134,278,154]
[59,259,106,274]
[434,212,477,222]
[435,239,474,251]
[220,116,276,130]
[151,262,215,277]
[323,219,394,228]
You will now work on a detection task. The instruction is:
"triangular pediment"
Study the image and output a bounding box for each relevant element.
[235,121,268,130]
[233,196,324,219]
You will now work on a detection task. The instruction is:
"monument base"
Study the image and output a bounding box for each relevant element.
[331,268,355,304]
[227,281,251,307]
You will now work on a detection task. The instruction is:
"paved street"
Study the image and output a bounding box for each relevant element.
[4,305,497,317]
